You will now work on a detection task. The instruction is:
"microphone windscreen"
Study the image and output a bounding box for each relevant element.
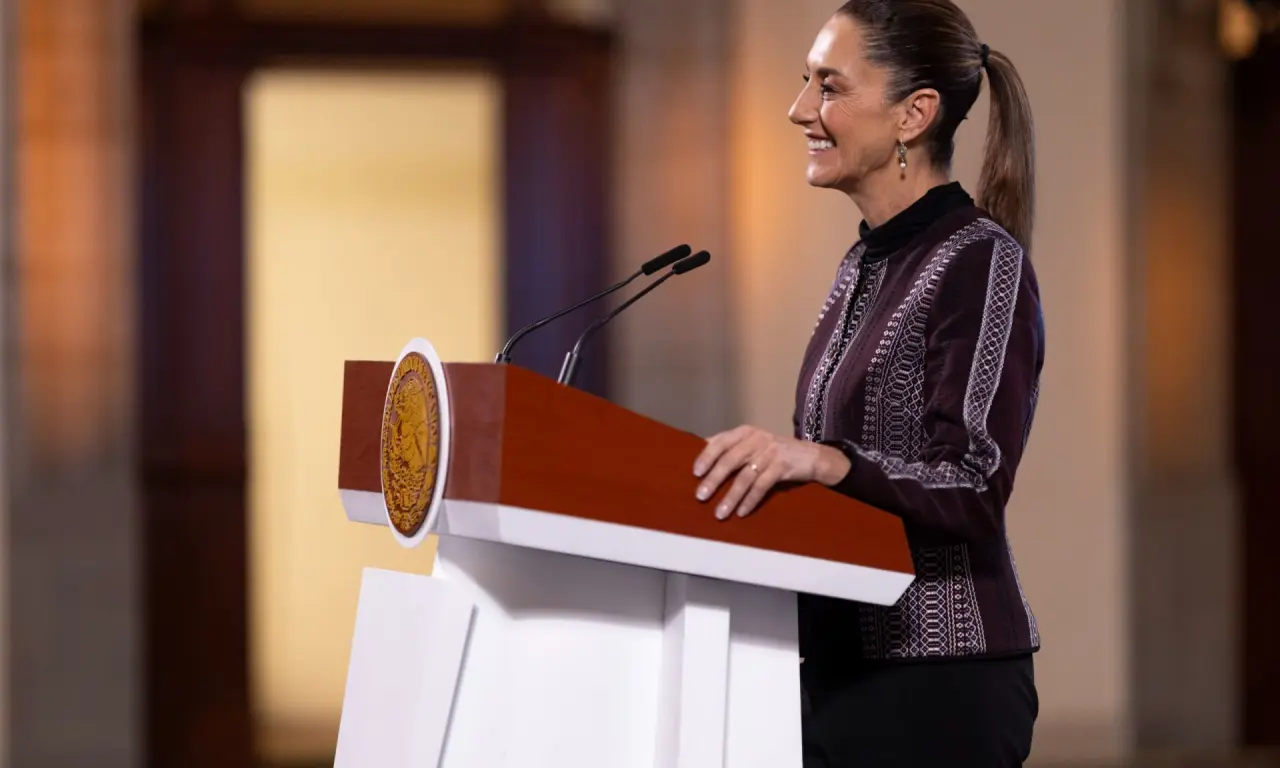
[671,250,711,275]
[641,244,692,275]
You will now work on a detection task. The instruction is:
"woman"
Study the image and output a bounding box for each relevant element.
[692,1,1043,765]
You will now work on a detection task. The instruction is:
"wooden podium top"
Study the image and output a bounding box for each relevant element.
[338,359,914,603]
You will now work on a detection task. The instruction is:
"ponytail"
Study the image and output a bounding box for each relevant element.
[836,1,1037,248]
[977,48,1036,250]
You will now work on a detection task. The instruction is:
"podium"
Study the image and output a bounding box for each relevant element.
[333,339,914,768]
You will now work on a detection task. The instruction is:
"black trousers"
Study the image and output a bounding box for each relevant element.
[800,654,1038,767]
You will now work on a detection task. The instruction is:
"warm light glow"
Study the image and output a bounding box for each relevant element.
[239,0,506,22]
[18,0,134,465]
[1220,0,1260,59]
[246,69,501,763]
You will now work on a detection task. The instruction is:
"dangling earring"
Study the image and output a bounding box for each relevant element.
[897,140,908,170]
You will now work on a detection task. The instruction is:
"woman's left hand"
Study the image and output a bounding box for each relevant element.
[693,426,852,520]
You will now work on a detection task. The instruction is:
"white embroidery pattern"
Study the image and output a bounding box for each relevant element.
[852,219,1020,659]
[859,544,987,658]
[859,220,1004,461]
[855,222,1021,491]
[801,252,885,442]
[813,248,859,328]
[799,217,1042,658]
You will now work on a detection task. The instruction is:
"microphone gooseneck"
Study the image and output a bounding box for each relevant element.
[557,250,711,387]
[494,244,692,364]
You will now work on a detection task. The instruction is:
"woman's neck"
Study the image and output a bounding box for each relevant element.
[848,165,951,230]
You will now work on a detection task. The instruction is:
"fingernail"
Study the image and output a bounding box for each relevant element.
[696,486,710,501]
[716,503,731,519]
[737,507,750,518]
[693,463,705,477]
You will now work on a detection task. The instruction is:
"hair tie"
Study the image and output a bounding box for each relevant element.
[979,43,990,69]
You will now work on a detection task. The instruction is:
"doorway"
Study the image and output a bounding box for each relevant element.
[245,68,503,763]
[138,14,614,766]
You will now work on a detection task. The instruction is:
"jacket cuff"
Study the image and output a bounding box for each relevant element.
[818,438,860,492]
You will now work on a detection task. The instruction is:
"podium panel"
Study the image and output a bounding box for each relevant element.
[335,535,803,768]
[332,346,914,767]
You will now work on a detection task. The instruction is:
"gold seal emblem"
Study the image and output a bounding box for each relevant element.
[379,351,442,538]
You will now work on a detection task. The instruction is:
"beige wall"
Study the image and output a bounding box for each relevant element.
[245,69,502,763]
[729,0,1132,762]
[611,0,738,434]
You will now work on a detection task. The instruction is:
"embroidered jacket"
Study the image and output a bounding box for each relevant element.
[794,191,1043,662]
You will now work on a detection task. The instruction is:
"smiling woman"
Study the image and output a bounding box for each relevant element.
[693,2,1042,765]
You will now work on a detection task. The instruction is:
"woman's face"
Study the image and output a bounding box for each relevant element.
[788,15,902,194]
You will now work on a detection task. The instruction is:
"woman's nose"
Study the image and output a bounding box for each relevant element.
[788,87,815,126]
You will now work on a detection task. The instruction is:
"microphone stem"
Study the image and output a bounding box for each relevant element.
[496,270,641,363]
[559,272,675,387]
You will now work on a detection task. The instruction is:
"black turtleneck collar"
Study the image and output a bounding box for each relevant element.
[858,182,975,262]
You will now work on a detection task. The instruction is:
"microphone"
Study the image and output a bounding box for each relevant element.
[557,250,711,387]
[494,244,693,364]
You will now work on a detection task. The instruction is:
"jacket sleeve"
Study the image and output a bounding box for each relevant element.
[826,235,1043,543]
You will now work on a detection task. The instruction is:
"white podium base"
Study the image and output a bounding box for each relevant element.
[334,535,803,768]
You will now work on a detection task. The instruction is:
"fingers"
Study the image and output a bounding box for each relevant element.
[695,434,759,503]
[692,426,799,520]
[733,462,783,518]
[717,460,782,520]
[693,426,748,479]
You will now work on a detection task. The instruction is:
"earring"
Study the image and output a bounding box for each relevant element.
[897,141,908,170]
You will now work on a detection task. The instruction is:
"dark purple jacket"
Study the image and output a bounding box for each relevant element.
[795,183,1043,661]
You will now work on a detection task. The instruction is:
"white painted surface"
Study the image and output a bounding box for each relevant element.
[656,574,731,768]
[339,491,912,603]
[722,582,802,768]
[432,536,666,767]
[336,536,805,767]
[339,489,385,525]
[432,499,911,605]
[333,568,475,768]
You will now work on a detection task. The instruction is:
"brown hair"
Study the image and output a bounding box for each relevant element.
[837,0,1036,248]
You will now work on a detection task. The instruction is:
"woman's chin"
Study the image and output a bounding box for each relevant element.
[805,162,843,189]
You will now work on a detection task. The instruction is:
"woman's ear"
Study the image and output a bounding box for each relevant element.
[898,88,941,144]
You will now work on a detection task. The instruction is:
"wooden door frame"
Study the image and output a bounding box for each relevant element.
[138,12,615,766]
[1232,38,1280,748]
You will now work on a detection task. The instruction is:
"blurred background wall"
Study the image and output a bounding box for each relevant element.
[245,68,502,759]
[1,0,1277,765]
[6,0,141,765]
[0,1,11,762]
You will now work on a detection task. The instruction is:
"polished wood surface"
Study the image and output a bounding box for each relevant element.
[340,361,914,575]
